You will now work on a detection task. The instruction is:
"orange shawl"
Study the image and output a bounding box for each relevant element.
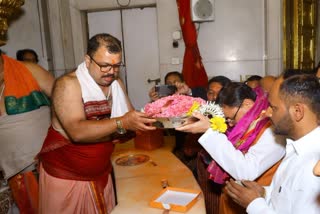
[3,54,50,115]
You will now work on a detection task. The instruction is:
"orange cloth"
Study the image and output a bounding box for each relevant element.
[2,54,49,115]
[8,171,39,214]
[3,54,40,98]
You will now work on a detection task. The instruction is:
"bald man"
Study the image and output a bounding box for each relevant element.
[260,76,276,93]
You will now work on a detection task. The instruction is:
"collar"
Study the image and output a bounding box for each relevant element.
[286,127,320,155]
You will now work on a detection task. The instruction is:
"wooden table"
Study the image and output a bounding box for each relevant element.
[111,136,205,214]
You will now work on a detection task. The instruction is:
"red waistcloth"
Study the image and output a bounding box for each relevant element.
[38,126,114,192]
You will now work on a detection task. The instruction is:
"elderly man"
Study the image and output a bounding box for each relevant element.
[37,33,156,213]
[0,50,54,213]
[225,74,320,213]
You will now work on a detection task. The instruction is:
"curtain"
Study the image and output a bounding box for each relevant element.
[176,0,208,88]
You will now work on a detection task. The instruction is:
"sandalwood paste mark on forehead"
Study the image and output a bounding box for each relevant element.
[103,50,119,64]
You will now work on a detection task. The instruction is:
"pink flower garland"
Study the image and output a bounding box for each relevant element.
[144,94,206,117]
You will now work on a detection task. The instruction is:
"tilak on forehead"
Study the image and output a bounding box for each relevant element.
[104,50,118,64]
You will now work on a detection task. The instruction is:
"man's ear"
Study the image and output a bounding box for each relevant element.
[290,103,304,122]
[84,55,91,67]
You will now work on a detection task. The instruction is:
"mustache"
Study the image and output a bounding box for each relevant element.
[102,74,115,78]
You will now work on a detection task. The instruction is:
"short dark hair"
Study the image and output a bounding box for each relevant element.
[87,33,122,58]
[246,75,262,82]
[16,49,39,63]
[208,76,231,89]
[216,82,256,107]
[280,74,320,116]
[164,71,184,83]
[282,68,313,79]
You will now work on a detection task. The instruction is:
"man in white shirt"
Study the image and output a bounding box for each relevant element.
[225,74,320,214]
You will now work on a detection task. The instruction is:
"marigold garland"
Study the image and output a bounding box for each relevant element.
[210,117,228,133]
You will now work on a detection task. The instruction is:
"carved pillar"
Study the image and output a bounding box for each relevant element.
[45,0,76,77]
[283,0,317,70]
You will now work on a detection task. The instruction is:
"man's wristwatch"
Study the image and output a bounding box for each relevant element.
[115,119,127,134]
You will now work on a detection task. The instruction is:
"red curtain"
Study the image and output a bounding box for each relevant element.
[176,0,208,88]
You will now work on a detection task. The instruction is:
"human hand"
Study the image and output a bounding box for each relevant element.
[175,112,210,134]
[149,86,159,101]
[122,110,157,131]
[225,179,265,208]
[175,82,191,95]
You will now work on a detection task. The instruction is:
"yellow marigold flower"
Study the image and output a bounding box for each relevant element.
[186,101,200,116]
[210,117,227,133]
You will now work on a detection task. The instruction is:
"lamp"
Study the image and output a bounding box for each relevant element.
[0,0,24,46]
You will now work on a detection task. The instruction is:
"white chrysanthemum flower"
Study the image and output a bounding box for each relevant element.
[196,101,225,118]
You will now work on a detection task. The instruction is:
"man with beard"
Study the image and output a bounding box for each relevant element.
[37,33,156,213]
[225,74,320,213]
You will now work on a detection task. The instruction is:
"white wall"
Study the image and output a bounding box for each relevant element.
[1,0,50,70]
[59,0,283,81]
[156,0,282,81]
[198,0,264,81]
[87,8,161,109]
[1,0,283,81]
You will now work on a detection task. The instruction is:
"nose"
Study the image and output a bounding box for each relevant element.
[228,123,235,128]
[226,120,235,127]
[107,67,116,74]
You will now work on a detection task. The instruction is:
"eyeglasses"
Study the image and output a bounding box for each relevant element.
[90,56,125,73]
[226,100,243,124]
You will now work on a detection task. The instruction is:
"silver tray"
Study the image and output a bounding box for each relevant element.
[153,116,188,129]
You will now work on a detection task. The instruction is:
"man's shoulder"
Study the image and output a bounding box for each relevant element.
[54,71,79,90]
[56,71,77,83]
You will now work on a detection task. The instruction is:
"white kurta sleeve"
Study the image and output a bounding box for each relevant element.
[246,198,276,214]
[198,128,285,180]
